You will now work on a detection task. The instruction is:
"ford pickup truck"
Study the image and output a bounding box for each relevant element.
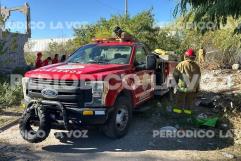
[20,38,177,143]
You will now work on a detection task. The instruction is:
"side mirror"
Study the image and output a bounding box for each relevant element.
[146,54,157,70]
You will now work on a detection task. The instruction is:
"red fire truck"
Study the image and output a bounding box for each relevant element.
[20,37,177,143]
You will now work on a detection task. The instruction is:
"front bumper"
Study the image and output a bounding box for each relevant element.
[27,100,110,130]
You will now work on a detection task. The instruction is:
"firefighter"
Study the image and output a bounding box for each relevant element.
[60,55,66,62]
[173,49,201,114]
[113,26,135,42]
[43,57,52,66]
[35,52,43,68]
[52,54,59,64]
[198,47,206,64]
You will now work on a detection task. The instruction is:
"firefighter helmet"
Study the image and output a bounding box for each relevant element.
[185,49,196,58]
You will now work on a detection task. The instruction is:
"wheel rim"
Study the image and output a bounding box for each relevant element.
[115,106,129,131]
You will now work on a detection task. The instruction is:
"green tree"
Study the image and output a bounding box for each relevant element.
[73,25,96,45]
[171,17,241,65]
[46,39,78,57]
[174,0,241,33]
[73,10,181,51]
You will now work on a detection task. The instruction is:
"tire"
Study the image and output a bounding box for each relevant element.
[102,96,132,138]
[19,105,51,143]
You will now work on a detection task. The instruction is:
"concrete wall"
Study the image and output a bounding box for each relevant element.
[24,37,74,52]
[0,32,28,73]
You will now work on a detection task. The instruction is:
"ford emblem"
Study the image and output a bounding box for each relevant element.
[41,88,58,98]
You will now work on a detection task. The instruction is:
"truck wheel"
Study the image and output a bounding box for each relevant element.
[19,106,51,143]
[103,96,132,138]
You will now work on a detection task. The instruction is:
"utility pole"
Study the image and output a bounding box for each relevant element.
[125,0,128,16]
[0,0,2,40]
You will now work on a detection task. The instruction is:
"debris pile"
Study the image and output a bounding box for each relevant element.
[200,69,241,112]
[199,94,241,114]
[200,69,241,144]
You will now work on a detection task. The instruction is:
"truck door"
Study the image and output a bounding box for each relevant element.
[156,59,165,86]
[133,46,155,105]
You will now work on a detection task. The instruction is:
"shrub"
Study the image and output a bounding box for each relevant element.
[0,82,23,109]
[24,52,35,66]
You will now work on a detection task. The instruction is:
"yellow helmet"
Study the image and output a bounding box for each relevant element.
[154,49,167,55]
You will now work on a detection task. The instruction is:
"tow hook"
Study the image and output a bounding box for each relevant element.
[28,100,70,130]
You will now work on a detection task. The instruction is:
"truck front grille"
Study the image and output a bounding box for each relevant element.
[30,78,80,87]
[28,78,92,107]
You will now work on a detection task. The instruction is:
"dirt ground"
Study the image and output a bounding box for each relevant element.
[0,106,238,161]
[0,69,241,161]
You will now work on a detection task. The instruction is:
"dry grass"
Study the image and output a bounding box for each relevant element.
[0,116,18,127]
[0,117,9,125]
[229,115,241,145]
[0,106,24,127]
[200,62,221,70]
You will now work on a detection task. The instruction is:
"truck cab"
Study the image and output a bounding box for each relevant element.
[20,39,176,143]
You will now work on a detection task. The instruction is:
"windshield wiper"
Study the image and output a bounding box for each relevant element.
[69,60,109,64]
[71,61,83,64]
[87,60,109,64]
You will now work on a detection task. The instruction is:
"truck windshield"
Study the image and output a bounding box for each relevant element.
[67,44,132,64]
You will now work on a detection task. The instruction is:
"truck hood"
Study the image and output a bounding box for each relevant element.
[25,63,130,80]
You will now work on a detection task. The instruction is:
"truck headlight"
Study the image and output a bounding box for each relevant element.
[22,77,31,102]
[85,81,108,106]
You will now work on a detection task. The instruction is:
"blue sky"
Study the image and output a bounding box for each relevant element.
[2,0,176,39]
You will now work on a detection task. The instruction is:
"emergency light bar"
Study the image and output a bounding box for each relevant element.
[92,35,137,43]
[92,37,123,43]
